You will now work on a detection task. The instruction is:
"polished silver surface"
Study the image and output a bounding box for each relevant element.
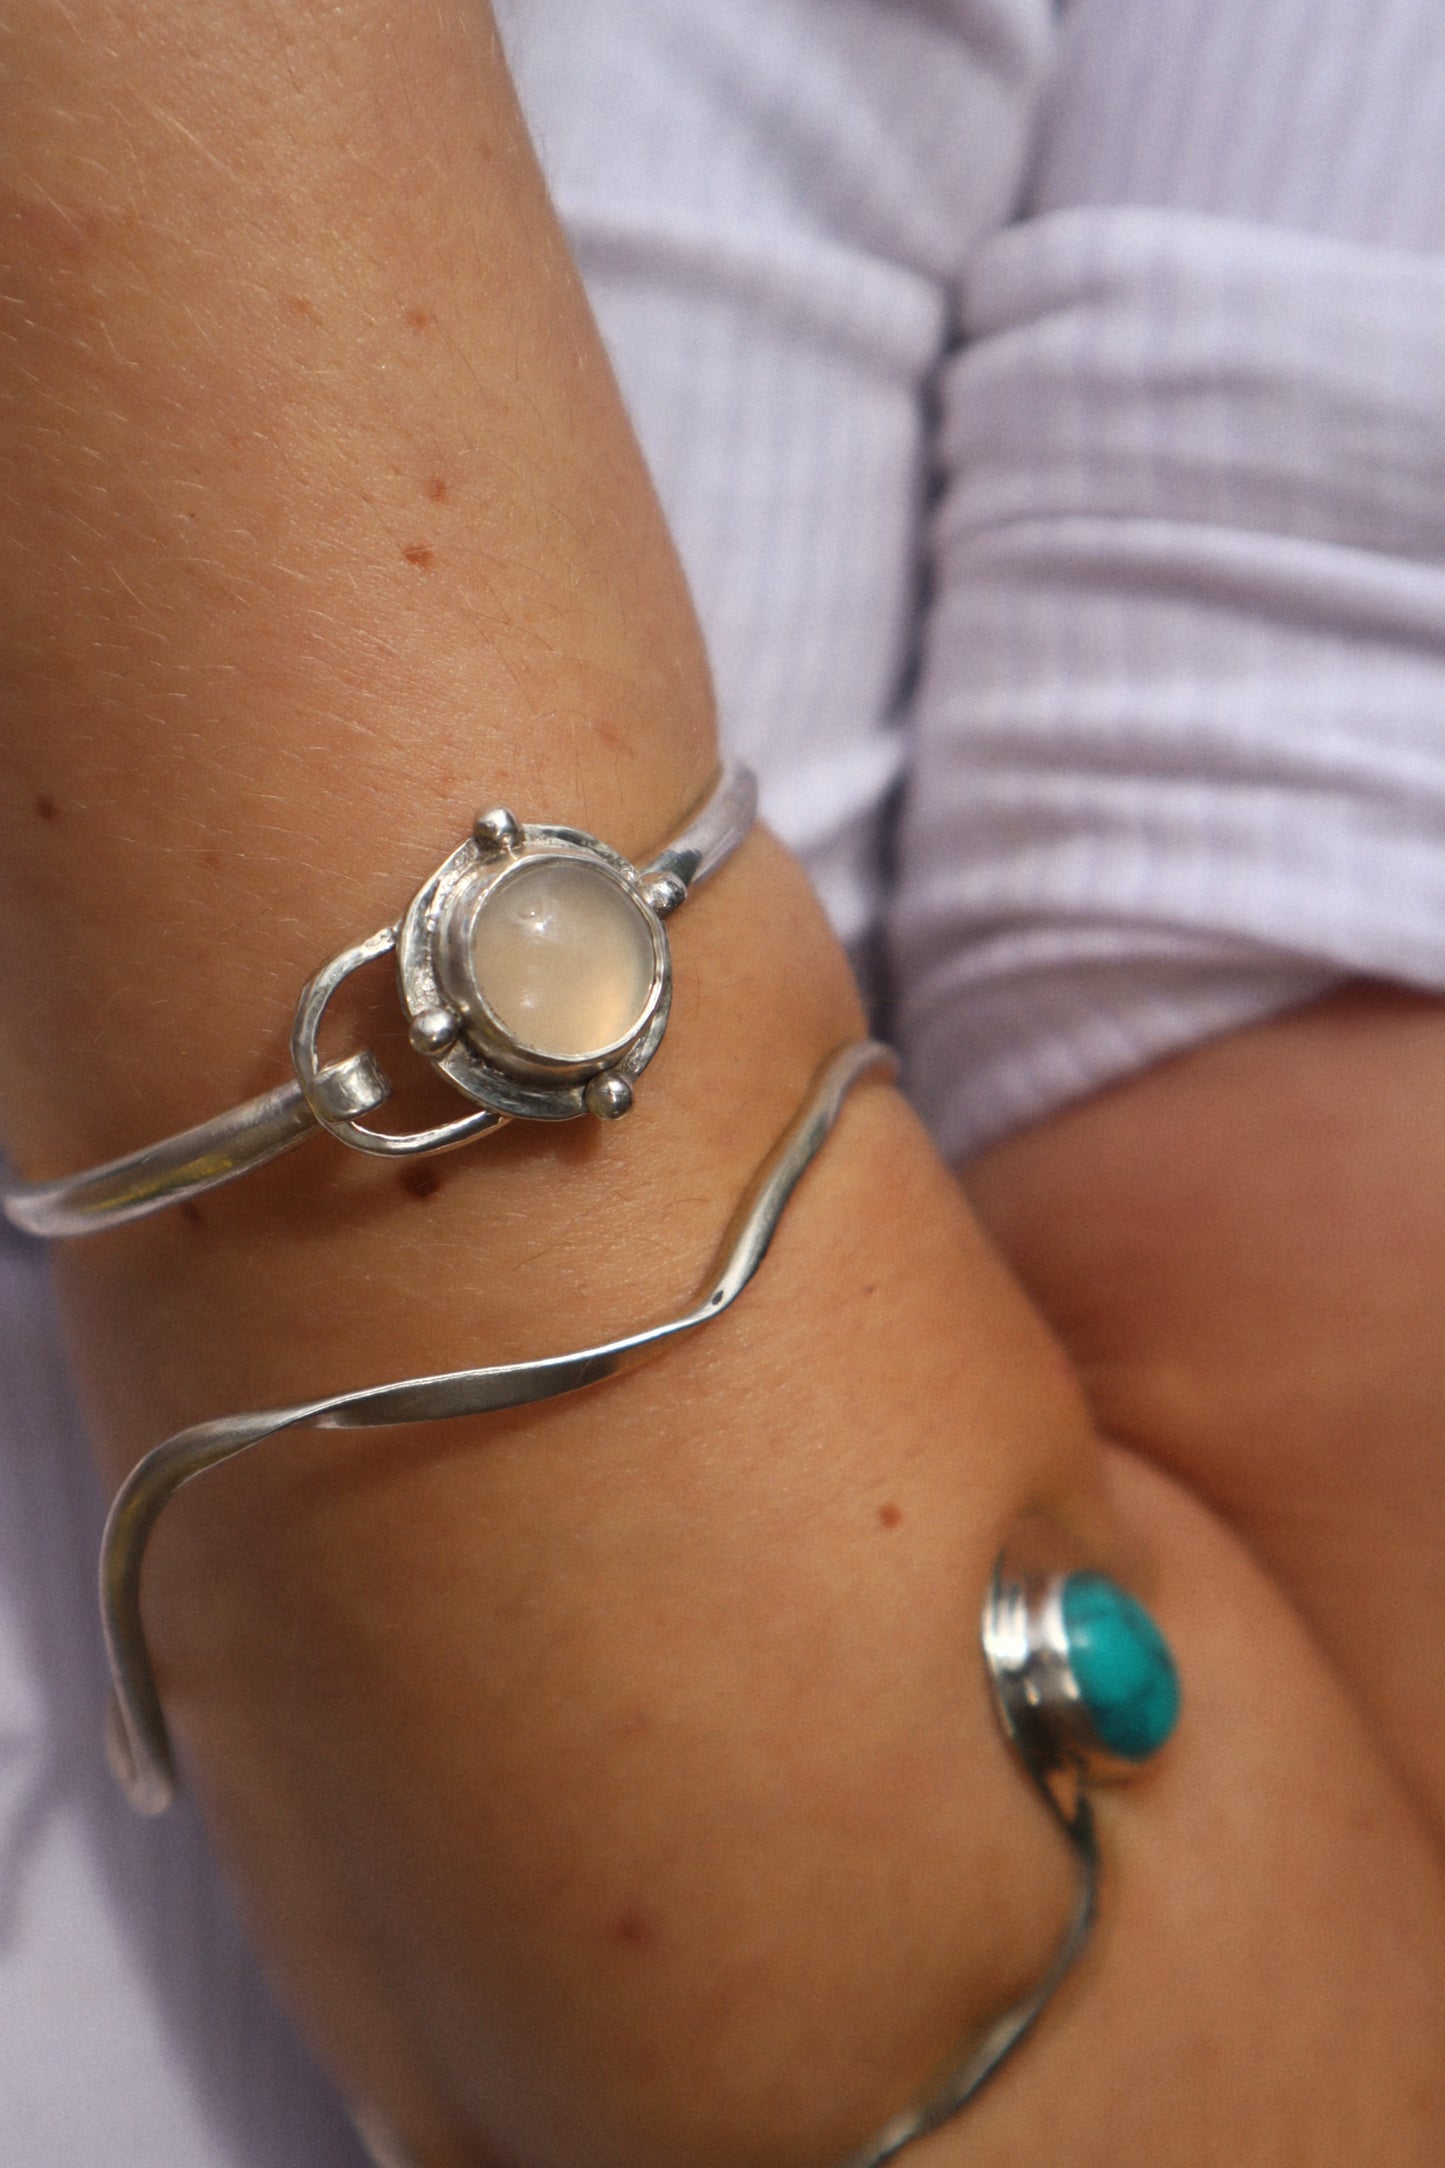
[641,869,687,917]
[3,763,756,1238]
[99,1039,893,1817]
[583,1071,634,1121]
[406,1004,461,1058]
[289,925,505,1161]
[397,822,671,1121]
[472,805,521,853]
[982,1521,1149,1789]
[0,1080,333,1240]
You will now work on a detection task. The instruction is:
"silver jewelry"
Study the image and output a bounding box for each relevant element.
[5,763,757,1239]
[346,1520,1179,2168]
[95,1022,1180,2165]
[844,1521,1180,2165]
[100,1038,895,1816]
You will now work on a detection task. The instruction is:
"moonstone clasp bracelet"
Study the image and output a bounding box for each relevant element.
[3,763,757,1239]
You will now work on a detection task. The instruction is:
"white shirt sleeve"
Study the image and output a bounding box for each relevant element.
[508,0,1445,1158]
[894,0,1445,1156]
[501,0,1053,966]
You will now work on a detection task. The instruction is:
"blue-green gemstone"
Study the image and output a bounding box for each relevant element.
[1061,1572,1180,1762]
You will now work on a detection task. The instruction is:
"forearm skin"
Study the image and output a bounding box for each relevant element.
[0,7,1101,2155]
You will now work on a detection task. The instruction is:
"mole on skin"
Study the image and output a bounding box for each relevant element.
[34,793,58,823]
[402,542,436,570]
[612,1906,656,1950]
[399,1164,443,1202]
[878,1502,903,1530]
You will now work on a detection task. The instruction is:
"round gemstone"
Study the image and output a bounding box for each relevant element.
[466,855,658,1064]
[1061,1572,1181,1763]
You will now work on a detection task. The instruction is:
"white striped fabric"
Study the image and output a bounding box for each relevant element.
[895,207,1445,1152]
[506,0,1445,1157]
[503,0,1053,962]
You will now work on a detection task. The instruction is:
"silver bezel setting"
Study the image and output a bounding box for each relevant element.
[982,1519,1141,1793]
[394,820,672,1122]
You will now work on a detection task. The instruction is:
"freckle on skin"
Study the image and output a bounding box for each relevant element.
[180,1200,205,1228]
[34,793,58,823]
[285,295,314,318]
[406,306,433,332]
[612,1906,656,1950]
[402,542,435,570]
[878,1502,903,1530]
[400,1164,442,1201]
[426,475,448,503]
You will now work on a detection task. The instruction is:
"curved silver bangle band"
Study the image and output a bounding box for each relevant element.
[98,1033,1130,2167]
[101,1038,895,1818]
[102,1034,1101,2165]
[5,762,757,1240]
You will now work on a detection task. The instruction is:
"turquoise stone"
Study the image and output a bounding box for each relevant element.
[1061,1572,1180,1762]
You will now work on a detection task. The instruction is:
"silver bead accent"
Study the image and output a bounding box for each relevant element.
[642,870,688,918]
[584,1072,634,1122]
[408,1006,461,1058]
[472,806,521,854]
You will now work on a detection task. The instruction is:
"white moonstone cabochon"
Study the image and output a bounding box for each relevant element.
[467,857,657,1062]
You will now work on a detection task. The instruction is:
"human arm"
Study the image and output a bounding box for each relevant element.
[2,7,1443,2165]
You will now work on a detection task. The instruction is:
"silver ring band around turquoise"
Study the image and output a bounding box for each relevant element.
[3,761,758,1239]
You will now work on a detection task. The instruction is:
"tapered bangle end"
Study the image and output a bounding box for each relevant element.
[104,1690,175,1816]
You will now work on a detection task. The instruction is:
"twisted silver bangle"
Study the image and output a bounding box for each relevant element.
[5,762,756,1239]
[95,1020,1179,2166]
[100,1037,895,1818]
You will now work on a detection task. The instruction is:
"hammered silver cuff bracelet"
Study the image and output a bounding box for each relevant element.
[2,761,757,1238]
